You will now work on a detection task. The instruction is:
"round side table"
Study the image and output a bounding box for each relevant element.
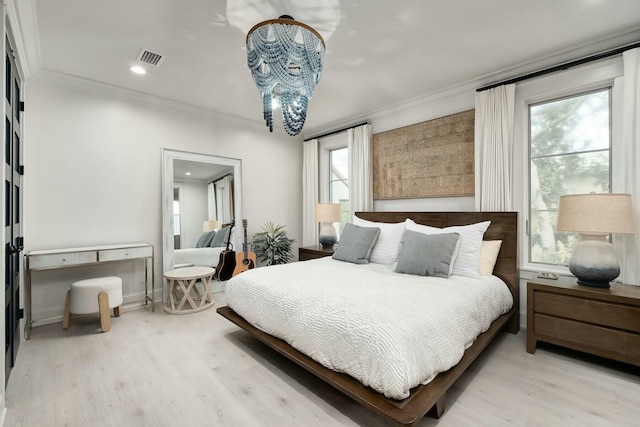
[164,266,215,314]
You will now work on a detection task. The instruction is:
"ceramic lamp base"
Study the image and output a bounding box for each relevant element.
[569,234,619,289]
[318,222,337,248]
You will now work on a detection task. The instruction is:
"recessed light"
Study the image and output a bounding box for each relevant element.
[185,172,191,176]
[130,65,146,75]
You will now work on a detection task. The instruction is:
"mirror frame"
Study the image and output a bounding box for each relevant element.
[162,148,243,289]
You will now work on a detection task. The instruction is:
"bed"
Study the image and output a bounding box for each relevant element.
[174,247,224,268]
[217,212,518,425]
[174,224,233,268]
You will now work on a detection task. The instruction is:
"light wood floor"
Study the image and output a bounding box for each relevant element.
[5,292,639,427]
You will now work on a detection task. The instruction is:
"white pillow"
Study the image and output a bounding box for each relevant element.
[405,218,491,277]
[352,216,406,264]
[479,240,502,276]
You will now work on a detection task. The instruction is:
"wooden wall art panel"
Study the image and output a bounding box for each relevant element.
[373,110,475,199]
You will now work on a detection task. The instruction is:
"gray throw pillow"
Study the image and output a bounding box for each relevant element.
[209,226,230,247]
[195,231,215,248]
[395,231,460,278]
[332,223,380,264]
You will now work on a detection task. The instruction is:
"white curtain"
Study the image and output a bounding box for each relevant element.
[207,182,216,221]
[621,48,640,284]
[474,84,516,211]
[348,124,373,219]
[214,175,233,224]
[302,139,319,246]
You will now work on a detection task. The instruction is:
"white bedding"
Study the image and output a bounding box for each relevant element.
[225,257,513,400]
[174,247,224,268]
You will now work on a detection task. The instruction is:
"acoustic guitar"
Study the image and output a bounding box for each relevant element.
[233,219,257,277]
[215,221,236,281]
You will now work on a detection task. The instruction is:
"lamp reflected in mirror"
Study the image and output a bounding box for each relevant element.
[203,220,220,232]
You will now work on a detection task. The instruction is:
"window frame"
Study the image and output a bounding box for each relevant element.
[513,56,625,274]
[318,132,348,203]
[527,87,613,267]
[328,146,349,204]
[319,132,349,238]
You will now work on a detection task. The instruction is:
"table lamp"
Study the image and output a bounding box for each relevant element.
[203,220,219,232]
[315,203,341,248]
[556,193,635,288]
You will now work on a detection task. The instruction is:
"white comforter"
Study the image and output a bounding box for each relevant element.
[225,257,513,400]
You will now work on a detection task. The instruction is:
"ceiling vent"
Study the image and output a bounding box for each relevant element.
[136,49,164,67]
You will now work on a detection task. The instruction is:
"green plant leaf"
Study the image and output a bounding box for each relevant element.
[252,221,295,265]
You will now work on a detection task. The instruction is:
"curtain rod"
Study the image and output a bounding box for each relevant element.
[304,121,369,141]
[209,172,232,185]
[477,41,640,92]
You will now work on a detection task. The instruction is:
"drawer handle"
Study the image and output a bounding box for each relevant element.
[62,258,66,262]
[125,252,129,256]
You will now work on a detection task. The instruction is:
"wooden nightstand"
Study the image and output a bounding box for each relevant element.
[527,276,640,367]
[299,245,335,261]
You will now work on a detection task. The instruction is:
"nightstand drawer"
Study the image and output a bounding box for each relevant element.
[536,291,640,333]
[535,313,640,364]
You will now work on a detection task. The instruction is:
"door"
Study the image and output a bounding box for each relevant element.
[4,37,23,384]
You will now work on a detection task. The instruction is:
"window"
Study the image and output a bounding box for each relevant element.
[319,132,350,238]
[173,187,181,249]
[329,147,349,233]
[529,88,611,266]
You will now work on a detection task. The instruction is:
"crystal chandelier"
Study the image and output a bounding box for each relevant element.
[246,15,325,136]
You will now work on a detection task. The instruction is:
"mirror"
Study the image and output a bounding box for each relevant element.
[162,149,243,289]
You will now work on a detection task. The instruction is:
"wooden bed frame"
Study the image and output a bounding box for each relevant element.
[217,211,519,426]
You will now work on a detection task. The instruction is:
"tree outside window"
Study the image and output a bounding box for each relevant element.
[529,89,611,265]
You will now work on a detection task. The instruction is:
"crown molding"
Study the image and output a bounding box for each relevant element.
[6,0,41,78]
[304,25,640,138]
[31,68,289,136]
[471,26,640,90]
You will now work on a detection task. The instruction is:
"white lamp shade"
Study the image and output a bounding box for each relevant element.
[557,193,635,235]
[315,203,341,223]
[203,220,220,232]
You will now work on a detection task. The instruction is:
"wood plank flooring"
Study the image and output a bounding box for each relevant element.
[5,292,639,427]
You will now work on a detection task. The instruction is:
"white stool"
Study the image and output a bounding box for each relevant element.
[63,276,123,332]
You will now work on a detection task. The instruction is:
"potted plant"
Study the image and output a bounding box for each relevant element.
[253,221,295,266]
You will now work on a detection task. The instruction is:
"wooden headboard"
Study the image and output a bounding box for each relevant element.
[356,211,519,331]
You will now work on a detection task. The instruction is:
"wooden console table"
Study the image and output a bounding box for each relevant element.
[24,243,154,339]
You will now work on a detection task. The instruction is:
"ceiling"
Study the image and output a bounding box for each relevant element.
[24,0,640,137]
[174,159,233,182]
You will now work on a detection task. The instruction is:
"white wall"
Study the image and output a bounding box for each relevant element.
[24,77,302,325]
